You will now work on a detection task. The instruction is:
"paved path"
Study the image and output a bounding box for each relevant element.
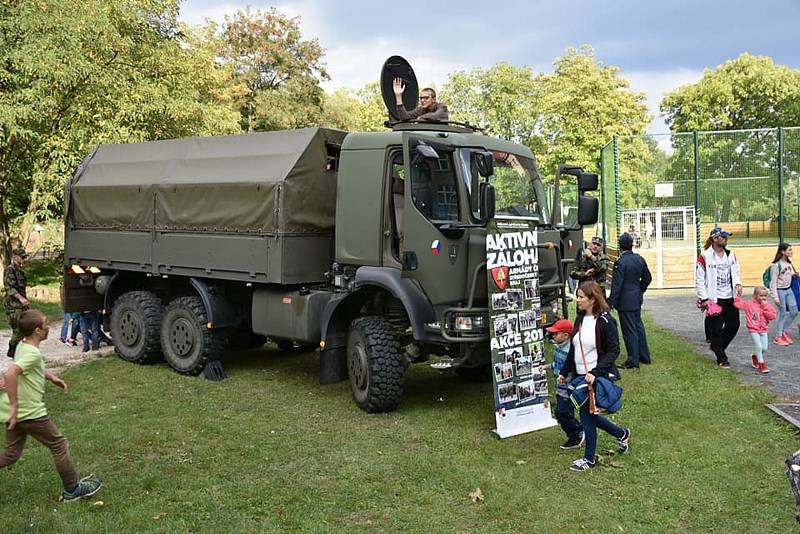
[645,296,800,400]
[0,320,113,375]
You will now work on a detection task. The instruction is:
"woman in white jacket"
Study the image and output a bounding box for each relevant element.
[695,227,743,368]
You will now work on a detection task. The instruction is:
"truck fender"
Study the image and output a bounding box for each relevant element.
[318,267,437,385]
[320,267,435,348]
[189,278,237,330]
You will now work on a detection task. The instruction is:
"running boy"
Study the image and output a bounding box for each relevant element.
[0,309,102,501]
[546,319,583,449]
[734,287,777,374]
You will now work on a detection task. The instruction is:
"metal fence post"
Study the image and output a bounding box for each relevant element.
[779,127,785,243]
[694,131,701,255]
[600,145,607,244]
[613,136,621,243]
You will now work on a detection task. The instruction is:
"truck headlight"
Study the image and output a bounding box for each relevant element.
[455,315,485,331]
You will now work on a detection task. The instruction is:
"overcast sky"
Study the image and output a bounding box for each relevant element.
[180,0,800,133]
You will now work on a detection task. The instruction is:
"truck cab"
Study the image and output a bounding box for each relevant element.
[322,121,597,411]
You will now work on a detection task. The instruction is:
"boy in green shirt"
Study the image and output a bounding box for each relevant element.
[0,309,102,501]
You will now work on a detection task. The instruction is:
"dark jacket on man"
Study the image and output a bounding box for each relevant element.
[608,250,652,311]
[396,102,449,122]
[559,311,621,380]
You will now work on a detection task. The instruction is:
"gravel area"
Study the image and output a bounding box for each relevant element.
[644,295,800,401]
[0,319,115,375]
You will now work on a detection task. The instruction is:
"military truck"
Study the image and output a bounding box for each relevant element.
[63,121,598,412]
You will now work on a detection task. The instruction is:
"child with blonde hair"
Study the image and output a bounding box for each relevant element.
[734,286,777,373]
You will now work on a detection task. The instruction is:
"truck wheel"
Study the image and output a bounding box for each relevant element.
[110,291,163,364]
[161,297,226,375]
[276,339,317,353]
[346,316,405,413]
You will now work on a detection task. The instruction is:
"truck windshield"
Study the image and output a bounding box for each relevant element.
[459,149,549,222]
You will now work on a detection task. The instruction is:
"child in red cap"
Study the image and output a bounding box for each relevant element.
[546,319,583,449]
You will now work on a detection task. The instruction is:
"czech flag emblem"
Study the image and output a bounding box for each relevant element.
[431,240,442,256]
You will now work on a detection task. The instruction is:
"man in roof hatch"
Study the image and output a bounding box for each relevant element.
[393,77,449,122]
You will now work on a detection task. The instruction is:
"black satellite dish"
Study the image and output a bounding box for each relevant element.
[381,55,419,121]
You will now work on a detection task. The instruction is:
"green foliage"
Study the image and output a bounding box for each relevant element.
[442,63,539,143]
[320,82,388,132]
[0,0,241,259]
[533,46,651,181]
[215,6,328,132]
[661,53,800,132]
[441,47,649,184]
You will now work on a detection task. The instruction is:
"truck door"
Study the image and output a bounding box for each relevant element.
[401,133,469,305]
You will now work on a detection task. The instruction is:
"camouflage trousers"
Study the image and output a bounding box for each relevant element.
[5,307,23,358]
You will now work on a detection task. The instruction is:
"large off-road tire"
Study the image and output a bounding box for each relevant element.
[160,296,227,375]
[275,339,317,353]
[346,316,405,413]
[110,291,164,364]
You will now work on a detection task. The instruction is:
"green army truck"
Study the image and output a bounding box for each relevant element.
[63,123,598,412]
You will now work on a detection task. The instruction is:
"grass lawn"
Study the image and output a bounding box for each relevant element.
[0,315,797,532]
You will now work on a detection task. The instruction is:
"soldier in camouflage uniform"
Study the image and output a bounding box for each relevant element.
[4,248,30,358]
[570,236,610,290]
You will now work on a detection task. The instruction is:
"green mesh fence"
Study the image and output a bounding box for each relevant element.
[600,127,800,251]
[784,127,800,241]
[600,140,617,243]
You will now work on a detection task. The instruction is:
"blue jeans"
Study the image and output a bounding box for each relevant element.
[776,288,798,336]
[555,386,582,439]
[79,311,99,350]
[59,312,81,340]
[579,397,626,461]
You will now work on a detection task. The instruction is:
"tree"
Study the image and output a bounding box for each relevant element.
[661,53,800,132]
[0,0,240,267]
[216,7,328,132]
[660,54,800,223]
[320,82,388,132]
[442,63,539,143]
[533,46,651,182]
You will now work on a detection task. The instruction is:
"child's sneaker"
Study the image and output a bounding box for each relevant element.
[617,428,631,454]
[569,457,596,471]
[62,477,102,502]
[59,337,67,345]
[560,432,585,450]
[759,362,770,374]
[783,332,794,344]
[751,354,759,369]
[774,334,789,346]
[66,338,78,347]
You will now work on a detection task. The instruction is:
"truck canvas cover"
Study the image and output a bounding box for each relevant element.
[69,127,347,235]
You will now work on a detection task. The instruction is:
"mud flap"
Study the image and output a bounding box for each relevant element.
[320,347,347,384]
[203,360,227,381]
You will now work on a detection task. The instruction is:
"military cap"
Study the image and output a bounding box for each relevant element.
[12,247,28,258]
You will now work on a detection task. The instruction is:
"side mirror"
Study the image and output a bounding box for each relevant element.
[577,195,598,226]
[474,151,494,177]
[578,172,598,192]
[479,182,496,221]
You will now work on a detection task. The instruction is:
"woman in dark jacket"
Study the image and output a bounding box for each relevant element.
[558,281,630,471]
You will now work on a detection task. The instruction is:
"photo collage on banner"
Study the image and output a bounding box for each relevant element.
[487,216,557,438]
